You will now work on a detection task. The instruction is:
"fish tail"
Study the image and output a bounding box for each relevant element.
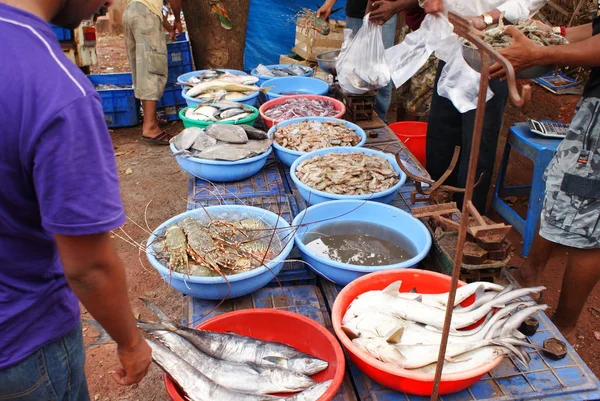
[137,319,178,333]
[139,298,175,325]
[260,86,275,94]
[82,318,114,349]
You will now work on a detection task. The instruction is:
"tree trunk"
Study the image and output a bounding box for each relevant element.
[181,0,249,70]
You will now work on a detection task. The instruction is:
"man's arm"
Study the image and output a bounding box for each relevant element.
[565,23,593,44]
[490,25,600,78]
[55,232,152,386]
[369,0,419,25]
[317,0,337,19]
[163,14,175,41]
[169,0,183,35]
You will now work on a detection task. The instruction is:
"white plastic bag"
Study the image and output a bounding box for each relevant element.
[384,14,493,112]
[336,14,390,94]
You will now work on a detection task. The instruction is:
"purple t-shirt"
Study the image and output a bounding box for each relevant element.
[0,4,126,369]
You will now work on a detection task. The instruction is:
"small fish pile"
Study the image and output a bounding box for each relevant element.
[342,281,547,373]
[94,83,133,90]
[155,215,282,277]
[171,125,271,161]
[183,70,265,102]
[184,100,254,123]
[464,20,568,49]
[138,300,332,401]
[264,98,339,121]
[295,152,399,195]
[274,120,361,152]
[255,64,312,77]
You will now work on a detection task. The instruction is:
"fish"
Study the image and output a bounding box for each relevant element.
[191,134,218,152]
[140,321,328,376]
[205,124,248,144]
[219,108,247,119]
[240,125,269,140]
[220,112,251,122]
[395,281,504,309]
[412,346,511,374]
[171,127,205,151]
[343,282,546,330]
[187,80,271,98]
[146,329,316,394]
[199,144,255,161]
[453,284,516,313]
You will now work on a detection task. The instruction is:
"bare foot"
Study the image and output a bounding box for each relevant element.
[551,318,577,345]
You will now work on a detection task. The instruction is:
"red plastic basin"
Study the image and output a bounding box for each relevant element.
[259,94,346,129]
[164,309,345,401]
[331,269,503,396]
[389,121,427,167]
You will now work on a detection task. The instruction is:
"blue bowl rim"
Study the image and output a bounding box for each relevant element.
[268,117,367,158]
[169,141,272,166]
[177,69,248,84]
[260,77,329,98]
[250,64,314,80]
[290,146,407,201]
[145,206,294,283]
[292,200,432,272]
[182,87,260,104]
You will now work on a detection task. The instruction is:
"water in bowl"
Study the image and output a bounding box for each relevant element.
[278,90,308,96]
[302,221,417,266]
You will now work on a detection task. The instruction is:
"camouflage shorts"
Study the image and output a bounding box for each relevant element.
[123,2,167,101]
[540,97,600,249]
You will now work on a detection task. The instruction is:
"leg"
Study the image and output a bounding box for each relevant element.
[457,77,509,212]
[374,15,397,122]
[513,226,558,289]
[552,247,600,344]
[426,62,463,186]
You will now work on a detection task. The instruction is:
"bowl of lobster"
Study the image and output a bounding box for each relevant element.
[146,206,295,300]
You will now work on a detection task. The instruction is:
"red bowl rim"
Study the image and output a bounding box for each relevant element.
[164,309,346,401]
[258,94,346,125]
[331,269,503,383]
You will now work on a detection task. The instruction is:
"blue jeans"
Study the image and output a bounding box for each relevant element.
[345,15,397,122]
[0,322,90,401]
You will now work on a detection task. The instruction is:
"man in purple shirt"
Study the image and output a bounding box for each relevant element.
[0,0,151,399]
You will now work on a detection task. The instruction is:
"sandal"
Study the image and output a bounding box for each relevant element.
[140,131,172,145]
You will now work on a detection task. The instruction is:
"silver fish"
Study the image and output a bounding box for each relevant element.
[191,134,218,152]
[146,328,316,394]
[220,112,251,122]
[205,124,249,144]
[219,108,247,119]
[171,127,204,151]
[240,125,269,140]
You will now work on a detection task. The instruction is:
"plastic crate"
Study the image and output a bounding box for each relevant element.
[87,73,140,128]
[167,38,193,68]
[50,24,72,41]
[167,64,194,84]
[157,83,186,121]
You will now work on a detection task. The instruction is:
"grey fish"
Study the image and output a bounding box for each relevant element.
[219,108,247,119]
[171,127,204,151]
[237,138,272,154]
[220,112,251,122]
[200,144,254,161]
[144,327,316,394]
[240,125,269,140]
[205,124,248,144]
[148,339,278,401]
[191,134,218,152]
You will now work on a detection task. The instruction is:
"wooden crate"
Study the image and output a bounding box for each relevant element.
[332,84,377,122]
[292,19,345,62]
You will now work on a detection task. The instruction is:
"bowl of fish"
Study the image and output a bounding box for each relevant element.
[259,95,346,129]
[169,125,272,182]
[316,50,340,77]
[269,117,367,167]
[179,69,264,107]
[261,77,330,101]
[145,205,295,300]
[179,101,259,128]
[155,309,345,401]
[460,21,567,79]
[290,147,406,205]
[292,200,431,285]
[331,269,547,395]
[251,63,314,86]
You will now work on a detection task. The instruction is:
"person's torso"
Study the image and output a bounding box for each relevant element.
[583,1,600,98]
[0,3,96,368]
[130,0,164,18]
[345,0,368,19]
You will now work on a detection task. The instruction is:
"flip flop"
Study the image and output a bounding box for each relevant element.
[140,131,172,145]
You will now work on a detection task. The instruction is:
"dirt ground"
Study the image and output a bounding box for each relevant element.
[84,34,599,400]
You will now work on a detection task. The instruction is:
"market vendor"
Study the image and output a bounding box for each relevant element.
[123,0,182,145]
[490,10,600,344]
[0,0,151,398]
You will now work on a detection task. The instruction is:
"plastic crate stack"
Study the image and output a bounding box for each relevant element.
[87,73,140,128]
[50,24,72,41]
[158,33,194,122]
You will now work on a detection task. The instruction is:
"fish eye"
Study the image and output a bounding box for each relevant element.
[305,359,312,365]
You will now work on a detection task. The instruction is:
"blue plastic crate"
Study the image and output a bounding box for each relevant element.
[167,63,194,84]
[87,73,140,128]
[167,38,193,68]
[50,24,72,41]
[157,83,186,121]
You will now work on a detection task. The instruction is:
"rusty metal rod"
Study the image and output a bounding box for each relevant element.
[429,12,529,400]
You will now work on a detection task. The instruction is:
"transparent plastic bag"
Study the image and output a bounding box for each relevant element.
[336,14,390,94]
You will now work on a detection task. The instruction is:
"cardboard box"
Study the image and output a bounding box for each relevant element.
[278,54,313,67]
[292,19,345,62]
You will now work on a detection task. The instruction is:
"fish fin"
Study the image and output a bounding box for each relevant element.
[382,280,402,296]
[386,327,404,344]
[341,325,359,340]
[82,318,114,349]
[139,298,175,325]
[136,320,178,333]
[262,356,288,367]
[408,287,417,293]
[260,86,275,94]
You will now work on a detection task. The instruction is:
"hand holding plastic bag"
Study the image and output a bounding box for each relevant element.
[336,14,391,94]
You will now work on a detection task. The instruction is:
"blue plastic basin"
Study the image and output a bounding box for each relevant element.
[290,147,407,206]
[268,117,367,167]
[146,206,294,299]
[182,87,259,107]
[293,200,432,285]
[170,142,271,182]
[261,77,329,101]
[250,64,314,86]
